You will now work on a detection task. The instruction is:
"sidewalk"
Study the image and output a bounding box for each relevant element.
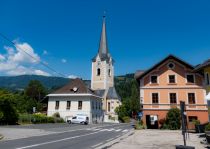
[0,127,52,140]
[110,129,206,149]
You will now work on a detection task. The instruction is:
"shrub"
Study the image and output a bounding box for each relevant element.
[52,112,60,118]
[122,116,130,123]
[32,113,48,124]
[192,119,200,125]
[18,113,33,124]
[54,117,64,123]
[205,123,210,131]
[165,108,181,130]
[134,120,145,130]
[47,116,55,123]
[0,96,19,125]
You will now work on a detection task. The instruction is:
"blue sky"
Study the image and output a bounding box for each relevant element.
[0,0,210,79]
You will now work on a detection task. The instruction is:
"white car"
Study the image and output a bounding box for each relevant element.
[68,115,89,125]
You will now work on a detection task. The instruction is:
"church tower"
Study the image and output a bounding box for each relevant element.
[91,16,114,90]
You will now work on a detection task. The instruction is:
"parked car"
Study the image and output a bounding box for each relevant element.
[66,116,73,124]
[70,115,89,125]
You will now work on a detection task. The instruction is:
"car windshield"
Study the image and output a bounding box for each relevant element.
[72,116,77,119]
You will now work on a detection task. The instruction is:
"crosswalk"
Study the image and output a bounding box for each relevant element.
[86,128,128,133]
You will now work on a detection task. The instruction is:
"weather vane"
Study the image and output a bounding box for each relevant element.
[103,10,106,18]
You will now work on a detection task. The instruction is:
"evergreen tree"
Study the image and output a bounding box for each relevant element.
[25,80,47,102]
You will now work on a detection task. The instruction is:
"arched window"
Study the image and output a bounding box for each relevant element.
[206,73,210,85]
[108,69,111,77]
[97,68,100,76]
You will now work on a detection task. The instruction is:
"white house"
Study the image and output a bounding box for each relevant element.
[47,78,103,124]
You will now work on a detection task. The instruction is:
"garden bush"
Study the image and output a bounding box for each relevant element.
[52,112,60,118]
[47,116,55,123]
[205,123,210,132]
[165,108,181,130]
[0,96,19,125]
[122,116,130,123]
[32,113,48,124]
[18,113,33,124]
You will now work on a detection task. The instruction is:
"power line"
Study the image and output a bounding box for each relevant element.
[0,33,67,78]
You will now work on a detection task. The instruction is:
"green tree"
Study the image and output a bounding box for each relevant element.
[130,80,140,114]
[0,90,18,124]
[25,80,47,102]
[165,108,181,130]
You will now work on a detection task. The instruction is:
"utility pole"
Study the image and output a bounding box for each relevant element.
[180,101,186,146]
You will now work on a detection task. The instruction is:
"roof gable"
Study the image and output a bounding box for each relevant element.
[136,55,194,80]
[53,78,95,94]
[194,59,210,71]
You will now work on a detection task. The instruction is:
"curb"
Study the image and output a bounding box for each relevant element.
[0,134,4,140]
[95,129,135,149]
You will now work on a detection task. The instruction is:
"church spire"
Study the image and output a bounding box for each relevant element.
[98,15,109,60]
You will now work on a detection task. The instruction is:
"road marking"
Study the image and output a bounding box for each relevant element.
[16,131,101,149]
[91,142,104,148]
[122,129,128,132]
[105,138,115,142]
[107,128,114,131]
[115,129,122,132]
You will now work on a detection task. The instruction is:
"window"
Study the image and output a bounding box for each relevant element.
[188,93,196,104]
[108,69,111,77]
[78,101,82,110]
[170,93,177,104]
[188,116,198,122]
[97,68,100,76]
[66,101,71,110]
[206,73,210,85]
[55,101,59,110]
[168,62,175,69]
[187,74,195,83]
[108,102,110,112]
[152,93,159,104]
[151,75,158,84]
[169,75,176,83]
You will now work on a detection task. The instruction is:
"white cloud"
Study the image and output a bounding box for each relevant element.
[61,58,67,63]
[34,70,50,76]
[0,54,5,61]
[68,75,79,79]
[43,50,48,55]
[0,41,50,76]
[13,42,40,64]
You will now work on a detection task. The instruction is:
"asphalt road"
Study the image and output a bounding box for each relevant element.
[0,123,132,149]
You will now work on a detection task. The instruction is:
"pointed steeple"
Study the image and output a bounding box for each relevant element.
[92,15,111,62]
[98,15,109,57]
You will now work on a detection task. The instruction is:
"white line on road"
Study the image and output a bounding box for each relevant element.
[16,131,101,149]
[115,129,122,132]
[91,142,104,148]
[105,138,115,142]
[107,128,114,131]
[122,129,128,132]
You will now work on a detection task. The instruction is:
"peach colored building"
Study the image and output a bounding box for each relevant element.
[135,55,208,129]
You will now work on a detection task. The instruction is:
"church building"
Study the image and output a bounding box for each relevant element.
[91,16,121,122]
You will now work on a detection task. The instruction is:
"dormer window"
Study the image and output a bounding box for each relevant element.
[97,68,100,76]
[70,87,78,92]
